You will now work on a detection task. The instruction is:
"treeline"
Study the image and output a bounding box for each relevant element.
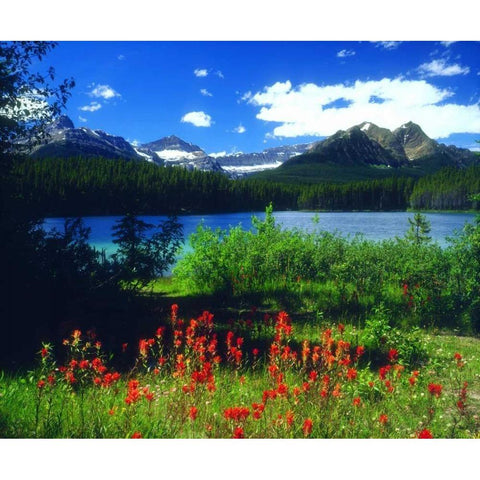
[12,156,480,216]
[410,165,480,210]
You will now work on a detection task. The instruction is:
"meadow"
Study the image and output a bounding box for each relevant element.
[1,204,480,439]
[1,303,478,439]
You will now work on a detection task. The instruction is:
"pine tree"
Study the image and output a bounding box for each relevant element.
[405,213,431,245]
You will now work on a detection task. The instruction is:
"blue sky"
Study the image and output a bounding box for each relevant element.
[35,41,480,155]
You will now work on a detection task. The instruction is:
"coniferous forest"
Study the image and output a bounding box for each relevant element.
[12,156,480,216]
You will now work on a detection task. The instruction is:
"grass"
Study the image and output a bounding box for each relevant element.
[1,303,478,439]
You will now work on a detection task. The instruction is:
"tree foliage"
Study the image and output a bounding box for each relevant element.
[405,213,432,245]
[111,213,183,291]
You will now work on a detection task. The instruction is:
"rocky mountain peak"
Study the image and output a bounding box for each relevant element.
[48,115,75,131]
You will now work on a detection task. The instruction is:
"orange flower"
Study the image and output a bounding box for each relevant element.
[286,410,294,427]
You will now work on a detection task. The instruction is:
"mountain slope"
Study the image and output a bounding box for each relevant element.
[29,116,147,161]
[254,121,477,184]
[139,135,224,172]
[215,143,313,176]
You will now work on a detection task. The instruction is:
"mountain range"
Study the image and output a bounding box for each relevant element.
[25,116,477,182]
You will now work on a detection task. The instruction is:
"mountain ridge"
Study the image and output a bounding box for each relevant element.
[24,116,477,181]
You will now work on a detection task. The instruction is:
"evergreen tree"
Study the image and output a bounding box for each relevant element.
[111,213,183,291]
[406,213,432,245]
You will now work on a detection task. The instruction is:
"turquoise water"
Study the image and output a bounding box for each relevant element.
[44,211,477,257]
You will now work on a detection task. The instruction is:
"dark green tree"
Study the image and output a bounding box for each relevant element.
[111,213,183,291]
[0,42,74,366]
[406,213,431,245]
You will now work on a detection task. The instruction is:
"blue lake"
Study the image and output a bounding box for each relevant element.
[44,211,477,258]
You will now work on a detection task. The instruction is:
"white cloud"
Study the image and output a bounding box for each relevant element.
[200,88,213,97]
[117,54,126,60]
[337,49,355,58]
[417,59,470,77]
[78,116,87,123]
[239,91,252,103]
[375,41,402,50]
[247,78,480,139]
[215,70,224,79]
[440,41,457,47]
[194,68,208,77]
[181,111,212,127]
[89,84,121,100]
[233,124,246,134]
[79,102,102,112]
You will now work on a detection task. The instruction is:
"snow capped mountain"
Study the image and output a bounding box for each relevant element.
[29,116,144,161]
[213,143,314,176]
[24,117,476,180]
[139,135,224,172]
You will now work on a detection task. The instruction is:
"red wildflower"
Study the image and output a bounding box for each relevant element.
[409,376,417,386]
[131,432,142,439]
[286,410,294,427]
[388,349,399,363]
[65,371,76,384]
[353,397,361,407]
[224,407,250,422]
[145,392,154,402]
[337,323,345,334]
[379,365,391,380]
[454,352,462,361]
[47,374,55,386]
[417,429,433,439]
[252,348,259,357]
[37,379,46,389]
[233,427,244,439]
[347,368,357,381]
[189,406,198,421]
[302,418,313,437]
[79,359,89,370]
[277,383,288,396]
[379,414,388,425]
[356,345,365,358]
[428,383,443,397]
[122,343,128,353]
[108,408,115,416]
[309,371,318,382]
[40,347,49,358]
[332,383,341,397]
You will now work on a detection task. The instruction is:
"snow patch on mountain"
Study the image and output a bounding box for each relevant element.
[222,162,283,174]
